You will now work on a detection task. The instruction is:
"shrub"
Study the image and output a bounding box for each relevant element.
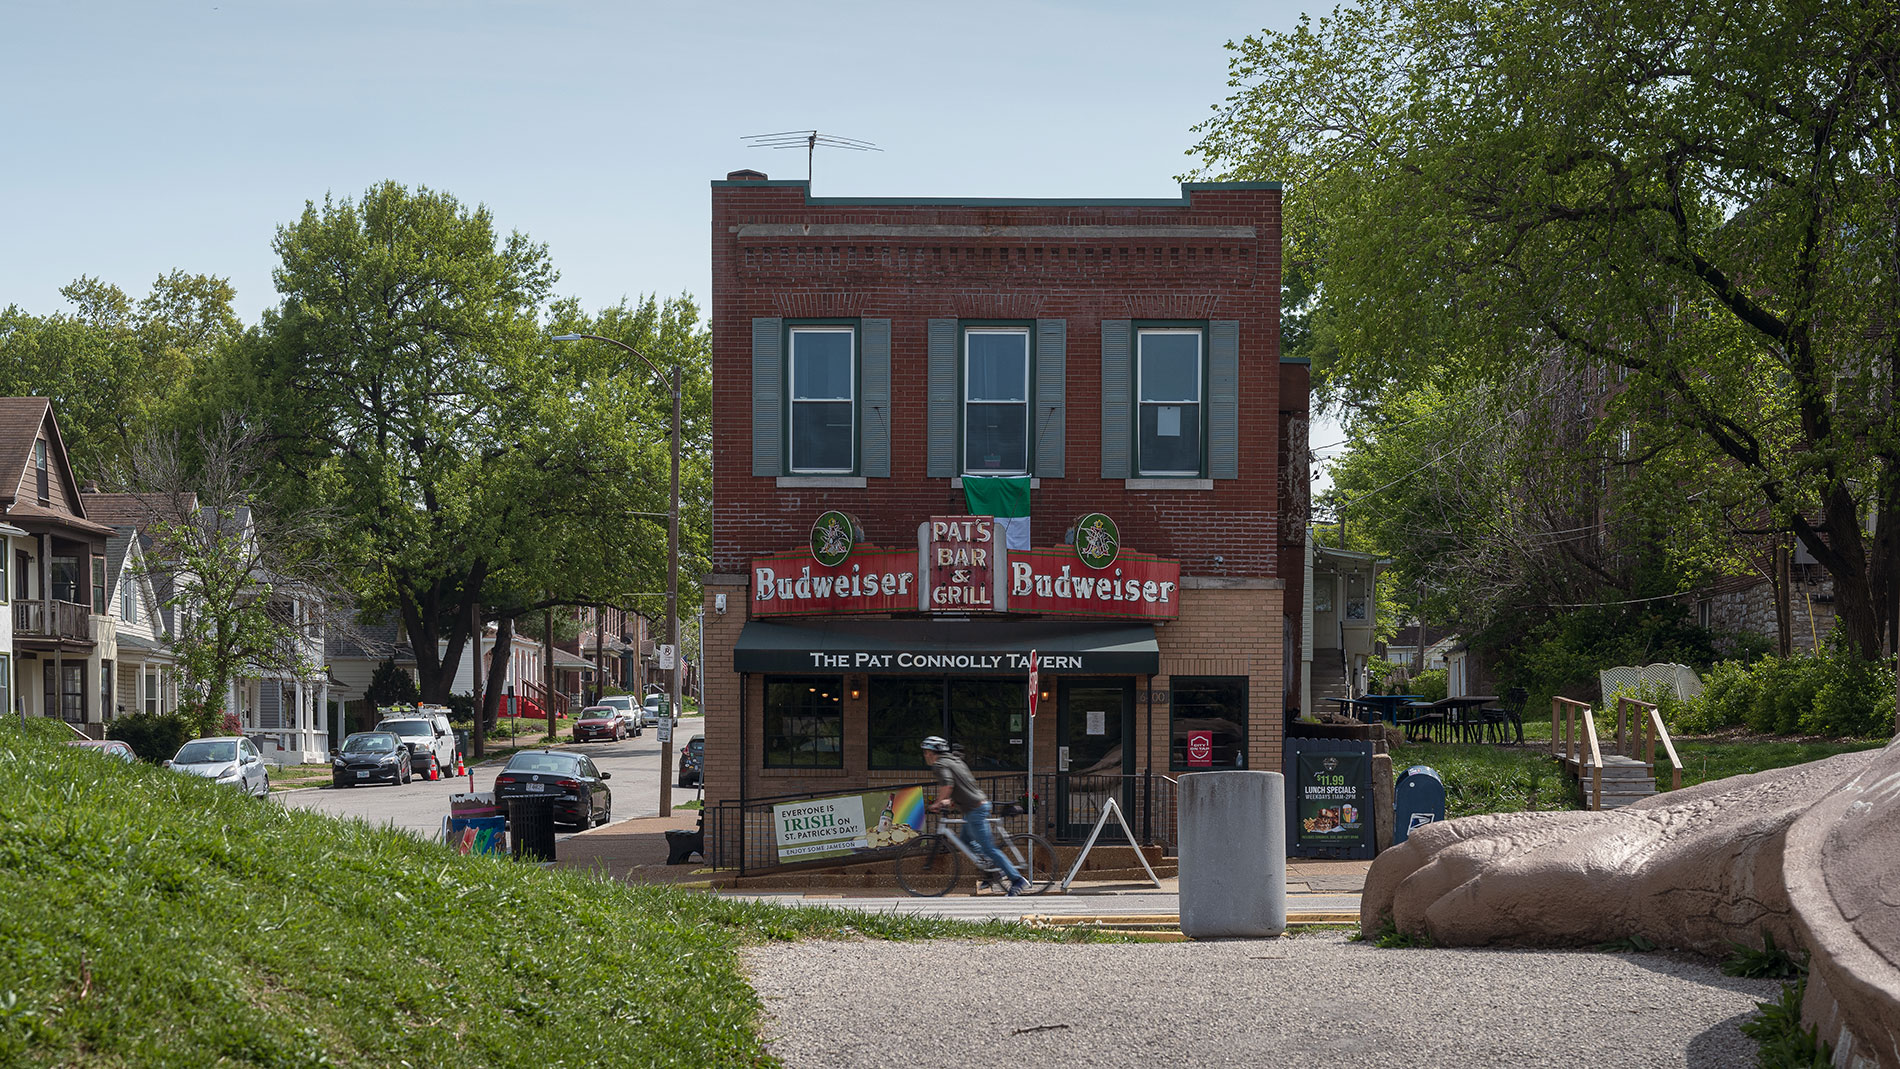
[105,711,196,762]
[1806,652,1896,737]
[1410,669,1448,702]
[365,658,419,707]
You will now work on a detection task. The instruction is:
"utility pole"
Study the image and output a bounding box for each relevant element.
[543,600,556,742]
[592,607,605,706]
[470,599,484,759]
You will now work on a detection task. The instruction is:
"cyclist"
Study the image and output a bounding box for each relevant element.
[921,736,1027,896]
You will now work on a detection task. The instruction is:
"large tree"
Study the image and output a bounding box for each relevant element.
[252,181,709,703]
[1193,0,1900,657]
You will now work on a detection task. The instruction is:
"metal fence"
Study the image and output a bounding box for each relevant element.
[706,770,1179,876]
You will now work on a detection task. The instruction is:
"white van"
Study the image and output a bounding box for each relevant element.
[374,705,460,780]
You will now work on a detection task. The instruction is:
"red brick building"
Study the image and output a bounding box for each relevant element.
[700,171,1306,853]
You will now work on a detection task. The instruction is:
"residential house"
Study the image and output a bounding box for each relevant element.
[1,398,114,734]
[79,491,187,720]
[1303,540,1385,713]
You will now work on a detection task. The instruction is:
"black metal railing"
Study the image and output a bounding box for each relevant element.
[706,770,1178,876]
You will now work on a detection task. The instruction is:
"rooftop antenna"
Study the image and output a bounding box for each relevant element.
[742,129,881,183]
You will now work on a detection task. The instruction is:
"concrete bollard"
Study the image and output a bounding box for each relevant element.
[1179,770,1287,939]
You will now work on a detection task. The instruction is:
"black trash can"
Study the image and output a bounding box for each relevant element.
[453,730,472,767]
[506,795,559,862]
[1394,765,1446,845]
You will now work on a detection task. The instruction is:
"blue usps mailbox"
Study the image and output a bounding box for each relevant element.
[1393,765,1446,845]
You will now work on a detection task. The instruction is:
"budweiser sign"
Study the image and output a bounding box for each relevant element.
[1005,548,1180,619]
[753,547,918,617]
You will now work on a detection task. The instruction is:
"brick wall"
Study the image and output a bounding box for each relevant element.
[710,178,1290,581]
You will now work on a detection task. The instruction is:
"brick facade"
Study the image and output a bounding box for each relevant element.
[703,173,1304,844]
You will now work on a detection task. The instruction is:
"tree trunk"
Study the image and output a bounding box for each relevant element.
[481,615,514,730]
[400,563,486,703]
[1775,542,1792,658]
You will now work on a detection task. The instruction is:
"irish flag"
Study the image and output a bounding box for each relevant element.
[963,475,1030,550]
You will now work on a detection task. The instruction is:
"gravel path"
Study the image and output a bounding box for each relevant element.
[743,932,1775,1068]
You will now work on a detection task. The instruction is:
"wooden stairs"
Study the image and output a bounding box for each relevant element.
[1551,695,1684,811]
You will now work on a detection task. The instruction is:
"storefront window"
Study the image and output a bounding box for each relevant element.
[1170,676,1247,770]
[868,678,941,770]
[763,676,844,768]
[869,678,1025,772]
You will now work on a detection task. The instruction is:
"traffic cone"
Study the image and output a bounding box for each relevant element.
[454,753,466,777]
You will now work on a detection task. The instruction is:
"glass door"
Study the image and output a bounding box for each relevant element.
[1055,678,1133,840]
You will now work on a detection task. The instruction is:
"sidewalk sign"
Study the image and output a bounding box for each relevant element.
[1059,797,1161,891]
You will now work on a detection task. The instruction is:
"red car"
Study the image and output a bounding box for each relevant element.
[573,706,626,743]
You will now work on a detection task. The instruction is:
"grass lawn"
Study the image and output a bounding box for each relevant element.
[0,719,1109,1067]
[1391,717,1890,818]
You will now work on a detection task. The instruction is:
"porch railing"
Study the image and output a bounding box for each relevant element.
[706,770,1179,876]
[13,599,91,640]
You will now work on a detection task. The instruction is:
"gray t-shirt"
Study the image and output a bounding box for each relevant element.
[932,753,987,812]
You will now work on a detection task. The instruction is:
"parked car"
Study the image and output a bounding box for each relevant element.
[374,707,458,780]
[65,739,136,763]
[641,693,671,726]
[573,706,626,743]
[166,736,271,797]
[329,731,412,788]
[492,750,612,829]
[593,695,643,737]
[677,734,704,787]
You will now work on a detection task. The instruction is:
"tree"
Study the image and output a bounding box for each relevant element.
[252,181,711,706]
[1192,0,1900,658]
[128,418,347,735]
[0,272,239,481]
[365,658,420,708]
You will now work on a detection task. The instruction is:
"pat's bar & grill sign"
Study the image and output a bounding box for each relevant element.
[750,510,1180,620]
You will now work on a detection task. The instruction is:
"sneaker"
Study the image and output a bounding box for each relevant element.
[1006,877,1029,897]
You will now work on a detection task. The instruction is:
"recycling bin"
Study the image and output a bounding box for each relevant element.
[1394,765,1446,845]
[506,795,558,862]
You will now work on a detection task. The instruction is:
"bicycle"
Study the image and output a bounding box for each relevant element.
[893,806,1056,897]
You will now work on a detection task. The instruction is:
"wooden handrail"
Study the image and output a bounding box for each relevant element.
[1552,696,1603,810]
[1617,696,1683,792]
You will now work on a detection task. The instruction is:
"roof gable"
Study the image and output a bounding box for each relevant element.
[0,397,91,518]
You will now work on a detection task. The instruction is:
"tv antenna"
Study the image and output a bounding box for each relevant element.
[742,129,881,182]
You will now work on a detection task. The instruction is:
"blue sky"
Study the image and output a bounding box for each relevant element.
[3,0,1343,475]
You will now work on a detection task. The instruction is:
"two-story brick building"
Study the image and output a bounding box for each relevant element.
[701,171,1306,852]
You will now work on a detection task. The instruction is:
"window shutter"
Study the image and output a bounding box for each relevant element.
[1034,319,1066,479]
[927,318,958,478]
[1209,320,1240,479]
[860,318,891,478]
[751,317,784,477]
[1100,319,1132,479]
[259,683,282,729]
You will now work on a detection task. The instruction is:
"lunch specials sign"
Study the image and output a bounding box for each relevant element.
[1286,740,1375,860]
[751,511,1180,620]
[772,786,929,863]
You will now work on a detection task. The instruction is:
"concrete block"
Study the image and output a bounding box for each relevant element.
[1179,770,1287,939]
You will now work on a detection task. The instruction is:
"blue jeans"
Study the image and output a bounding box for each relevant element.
[959,802,1021,886]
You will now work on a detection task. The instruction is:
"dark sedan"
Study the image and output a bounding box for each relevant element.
[492,750,611,829]
[677,735,704,787]
[330,732,413,788]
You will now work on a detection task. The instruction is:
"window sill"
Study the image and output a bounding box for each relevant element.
[777,476,867,488]
[1124,478,1215,491]
[951,477,1040,488]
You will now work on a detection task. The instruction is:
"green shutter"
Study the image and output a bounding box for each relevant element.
[1100,319,1132,479]
[752,317,783,477]
[860,318,891,478]
[1210,320,1239,479]
[927,318,958,478]
[1034,319,1066,479]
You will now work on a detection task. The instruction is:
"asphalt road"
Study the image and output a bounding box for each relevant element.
[276,715,708,842]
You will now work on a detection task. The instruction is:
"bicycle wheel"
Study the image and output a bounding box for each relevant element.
[894,834,963,897]
[1009,833,1057,895]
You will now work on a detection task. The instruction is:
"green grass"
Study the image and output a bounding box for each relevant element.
[1395,718,1889,818]
[0,721,1105,1067]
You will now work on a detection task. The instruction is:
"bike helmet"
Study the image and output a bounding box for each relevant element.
[920,736,951,753]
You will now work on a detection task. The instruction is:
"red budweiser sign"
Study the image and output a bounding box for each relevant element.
[752,547,919,617]
[1005,548,1181,619]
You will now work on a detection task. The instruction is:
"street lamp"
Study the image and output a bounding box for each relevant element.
[552,331,682,817]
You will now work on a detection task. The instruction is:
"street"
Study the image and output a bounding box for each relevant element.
[276,715,708,843]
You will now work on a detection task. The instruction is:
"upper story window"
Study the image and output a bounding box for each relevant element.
[964,327,1030,475]
[121,571,139,624]
[34,440,48,502]
[788,326,855,473]
[1137,327,1204,477]
[92,558,106,613]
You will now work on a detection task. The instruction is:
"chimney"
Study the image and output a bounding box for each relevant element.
[725,169,769,181]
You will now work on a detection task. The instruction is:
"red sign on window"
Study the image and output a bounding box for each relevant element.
[1187,730,1214,768]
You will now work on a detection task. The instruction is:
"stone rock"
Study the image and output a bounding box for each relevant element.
[1360,739,1900,1067]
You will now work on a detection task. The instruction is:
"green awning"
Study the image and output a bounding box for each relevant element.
[732,619,1159,676]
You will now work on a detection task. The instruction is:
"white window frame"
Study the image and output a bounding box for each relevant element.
[787,326,856,474]
[1136,327,1205,477]
[962,327,1032,476]
[121,571,138,624]
[144,669,160,714]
